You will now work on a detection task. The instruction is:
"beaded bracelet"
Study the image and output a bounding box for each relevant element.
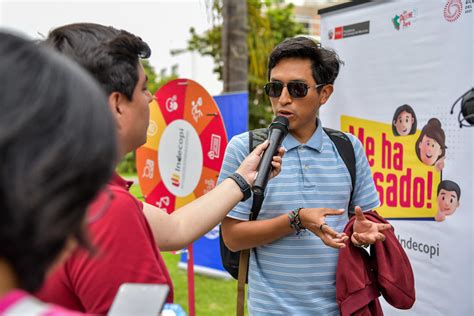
[288,207,306,235]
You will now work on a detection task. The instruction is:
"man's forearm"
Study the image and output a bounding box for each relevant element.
[144,177,244,251]
[221,214,293,251]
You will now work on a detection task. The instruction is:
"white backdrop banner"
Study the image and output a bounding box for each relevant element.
[321,1,473,315]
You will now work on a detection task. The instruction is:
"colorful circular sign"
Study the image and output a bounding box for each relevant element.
[136,79,228,213]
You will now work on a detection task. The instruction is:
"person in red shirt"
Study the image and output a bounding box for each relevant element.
[0,31,117,315]
[35,23,283,314]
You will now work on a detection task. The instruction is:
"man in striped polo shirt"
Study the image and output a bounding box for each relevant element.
[219,37,389,315]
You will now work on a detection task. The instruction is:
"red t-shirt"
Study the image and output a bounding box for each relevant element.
[35,174,173,314]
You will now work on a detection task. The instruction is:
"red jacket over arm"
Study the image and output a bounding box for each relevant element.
[336,211,415,316]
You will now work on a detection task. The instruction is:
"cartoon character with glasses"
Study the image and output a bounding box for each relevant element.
[219,37,387,315]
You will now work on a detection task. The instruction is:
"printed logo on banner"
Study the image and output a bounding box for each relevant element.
[466,0,473,13]
[392,9,417,30]
[191,96,204,122]
[147,120,158,136]
[203,179,216,194]
[444,0,463,21]
[155,196,170,209]
[142,159,155,179]
[171,173,180,187]
[341,114,462,222]
[328,29,334,40]
[165,95,179,112]
[208,134,221,160]
[158,119,203,197]
[328,21,370,40]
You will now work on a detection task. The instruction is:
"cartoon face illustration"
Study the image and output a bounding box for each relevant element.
[392,104,417,136]
[415,118,446,166]
[394,111,415,136]
[437,189,459,216]
[418,135,442,166]
[435,180,461,222]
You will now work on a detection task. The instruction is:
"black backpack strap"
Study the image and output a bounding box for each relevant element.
[323,127,356,213]
[249,128,268,151]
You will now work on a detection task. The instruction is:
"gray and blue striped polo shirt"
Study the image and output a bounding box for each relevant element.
[218,119,380,315]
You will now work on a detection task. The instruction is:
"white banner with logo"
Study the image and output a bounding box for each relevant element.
[321,1,473,315]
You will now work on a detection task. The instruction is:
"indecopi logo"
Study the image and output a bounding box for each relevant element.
[170,127,185,187]
[444,0,463,22]
[171,173,180,187]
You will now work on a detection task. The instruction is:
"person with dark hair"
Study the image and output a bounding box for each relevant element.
[36,23,283,314]
[415,118,447,171]
[392,104,417,136]
[435,180,461,222]
[219,36,390,315]
[0,31,117,314]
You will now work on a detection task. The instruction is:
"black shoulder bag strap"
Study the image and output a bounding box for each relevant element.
[237,128,267,316]
[323,127,356,213]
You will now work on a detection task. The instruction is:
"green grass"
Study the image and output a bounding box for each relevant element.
[128,180,244,315]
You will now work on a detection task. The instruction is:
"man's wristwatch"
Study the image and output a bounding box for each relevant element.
[227,172,251,201]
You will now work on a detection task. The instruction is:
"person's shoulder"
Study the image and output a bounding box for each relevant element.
[227,131,250,152]
[322,127,360,147]
[109,185,143,209]
[88,187,145,232]
[229,131,249,143]
[341,132,364,151]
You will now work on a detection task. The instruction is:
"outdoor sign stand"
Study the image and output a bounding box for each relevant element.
[320,1,473,315]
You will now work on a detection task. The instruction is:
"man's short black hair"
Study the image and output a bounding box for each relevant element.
[268,36,343,86]
[44,23,151,100]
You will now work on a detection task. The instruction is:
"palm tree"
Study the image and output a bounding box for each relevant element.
[222,0,248,92]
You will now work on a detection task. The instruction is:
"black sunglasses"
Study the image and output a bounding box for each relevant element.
[264,82,325,98]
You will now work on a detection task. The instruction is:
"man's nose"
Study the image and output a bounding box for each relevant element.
[278,86,292,105]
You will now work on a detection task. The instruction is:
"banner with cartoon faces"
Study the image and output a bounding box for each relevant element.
[321,1,473,315]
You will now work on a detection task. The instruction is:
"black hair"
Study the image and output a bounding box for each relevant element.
[437,180,461,200]
[44,23,151,100]
[0,31,117,292]
[392,104,417,136]
[267,36,343,87]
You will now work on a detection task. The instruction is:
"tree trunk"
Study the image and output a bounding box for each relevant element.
[222,0,248,92]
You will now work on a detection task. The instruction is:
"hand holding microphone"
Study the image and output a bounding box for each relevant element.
[252,116,289,196]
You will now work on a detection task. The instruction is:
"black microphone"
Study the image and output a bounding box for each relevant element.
[252,116,289,196]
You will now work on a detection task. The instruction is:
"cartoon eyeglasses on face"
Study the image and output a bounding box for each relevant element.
[264,81,325,98]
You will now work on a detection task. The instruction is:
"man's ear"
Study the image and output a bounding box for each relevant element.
[108,91,127,130]
[108,91,125,116]
[320,84,334,105]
